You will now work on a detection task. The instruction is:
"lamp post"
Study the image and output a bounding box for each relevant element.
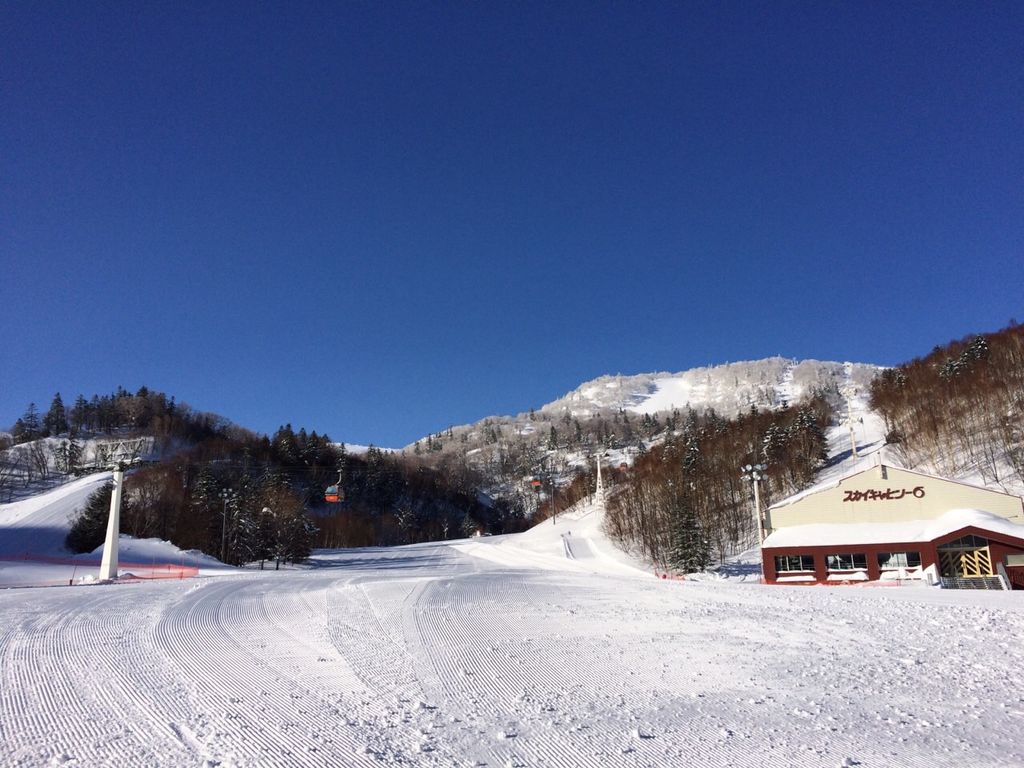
[741,463,767,545]
[549,456,557,525]
[542,453,559,525]
[219,489,235,563]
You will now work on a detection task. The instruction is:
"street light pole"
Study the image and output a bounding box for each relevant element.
[741,463,767,546]
[544,453,558,525]
[550,457,557,525]
[219,489,234,563]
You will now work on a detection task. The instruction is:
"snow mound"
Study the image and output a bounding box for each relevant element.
[454,497,652,578]
[90,536,231,570]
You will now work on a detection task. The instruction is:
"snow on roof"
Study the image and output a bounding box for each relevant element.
[762,508,1024,549]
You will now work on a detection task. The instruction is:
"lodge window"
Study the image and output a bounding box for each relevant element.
[826,553,867,571]
[877,551,922,570]
[774,554,815,572]
[940,535,988,549]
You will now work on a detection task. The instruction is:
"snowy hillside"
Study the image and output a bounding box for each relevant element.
[0,473,233,587]
[406,356,879,459]
[403,358,881,509]
[4,371,1024,766]
[541,357,880,419]
[0,434,156,503]
[0,472,113,557]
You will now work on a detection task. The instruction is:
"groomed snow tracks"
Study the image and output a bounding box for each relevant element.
[4,543,1024,767]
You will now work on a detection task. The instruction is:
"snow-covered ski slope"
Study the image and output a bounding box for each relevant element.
[4,383,1024,766]
[453,493,650,579]
[3,534,1024,765]
[0,473,232,587]
[0,473,113,558]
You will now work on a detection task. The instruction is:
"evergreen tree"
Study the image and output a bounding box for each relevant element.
[44,393,68,436]
[252,506,277,568]
[66,482,130,553]
[223,475,258,565]
[189,465,220,552]
[89,395,104,431]
[54,438,83,475]
[276,507,316,564]
[272,424,299,465]
[254,476,315,568]
[364,446,391,511]
[70,394,89,433]
[761,422,788,465]
[15,403,41,443]
[395,502,419,544]
[682,437,700,474]
[668,490,710,574]
[458,511,478,538]
[335,442,348,489]
[788,407,828,485]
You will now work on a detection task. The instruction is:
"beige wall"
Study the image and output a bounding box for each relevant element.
[767,465,1024,531]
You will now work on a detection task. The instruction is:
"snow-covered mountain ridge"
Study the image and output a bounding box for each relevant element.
[541,357,881,419]
[410,357,882,452]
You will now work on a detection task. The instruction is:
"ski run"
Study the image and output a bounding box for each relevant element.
[2,391,1024,768]
[2,499,1024,767]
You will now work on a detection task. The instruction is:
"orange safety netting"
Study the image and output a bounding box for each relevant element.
[0,554,199,587]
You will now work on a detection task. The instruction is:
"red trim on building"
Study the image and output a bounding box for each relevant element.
[762,524,1024,587]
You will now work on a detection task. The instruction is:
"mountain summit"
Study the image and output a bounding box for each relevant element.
[539,357,880,419]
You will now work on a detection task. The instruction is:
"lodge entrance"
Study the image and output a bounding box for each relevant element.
[938,535,994,578]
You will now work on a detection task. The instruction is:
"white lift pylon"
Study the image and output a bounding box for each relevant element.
[98,463,126,581]
[841,384,859,458]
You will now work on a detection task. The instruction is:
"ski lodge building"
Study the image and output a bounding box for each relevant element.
[761,462,1024,588]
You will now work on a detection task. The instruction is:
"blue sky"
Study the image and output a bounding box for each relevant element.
[2,2,1021,447]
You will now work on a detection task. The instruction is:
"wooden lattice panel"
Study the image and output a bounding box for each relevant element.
[939,547,993,577]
